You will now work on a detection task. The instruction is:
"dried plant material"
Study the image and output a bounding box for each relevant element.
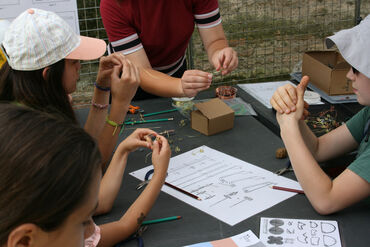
[179,119,186,127]
[145,151,152,163]
[275,147,288,159]
[144,134,154,146]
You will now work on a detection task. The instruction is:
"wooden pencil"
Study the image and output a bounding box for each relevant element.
[165,182,202,201]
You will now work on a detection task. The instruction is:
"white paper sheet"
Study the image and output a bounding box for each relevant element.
[185,230,266,247]
[260,217,341,247]
[0,0,79,33]
[130,146,301,226]
[238,81,323,108]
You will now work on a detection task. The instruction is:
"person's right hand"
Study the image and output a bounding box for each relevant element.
[151,135,171,178]
[270,76,310,118]
[181,70,212,97]
[111,54,140,104]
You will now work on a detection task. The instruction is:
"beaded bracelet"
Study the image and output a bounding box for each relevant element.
[91,100,109,110]
[105,115,124,136]
[94,82,111,92]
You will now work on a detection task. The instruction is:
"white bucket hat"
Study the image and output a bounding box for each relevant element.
[326,15,370,78]
[1,8,106,71]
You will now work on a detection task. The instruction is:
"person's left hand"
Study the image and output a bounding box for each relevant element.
[117,128,157,153]
[212,47,238,75]
[96,53,126,88]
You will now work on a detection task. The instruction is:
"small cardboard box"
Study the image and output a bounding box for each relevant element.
[191,98,234,136]
[302,51,353,95]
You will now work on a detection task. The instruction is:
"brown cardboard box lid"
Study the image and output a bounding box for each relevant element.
[194,98,234,119]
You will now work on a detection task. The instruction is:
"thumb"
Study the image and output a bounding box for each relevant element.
[297,75,309,101]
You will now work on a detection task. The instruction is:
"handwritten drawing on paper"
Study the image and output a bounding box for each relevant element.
[130,146,301,226]
[259,217,341,247]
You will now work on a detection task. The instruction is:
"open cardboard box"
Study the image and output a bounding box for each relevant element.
[302,51,353,95]
[191,98,234,136]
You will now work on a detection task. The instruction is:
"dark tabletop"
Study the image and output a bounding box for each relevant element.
[75,91,370,247]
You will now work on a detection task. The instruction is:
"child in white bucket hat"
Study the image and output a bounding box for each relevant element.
[269,16,370,214]
[0,8,171,247]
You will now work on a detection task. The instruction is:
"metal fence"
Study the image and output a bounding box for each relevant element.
[74,0,369,104]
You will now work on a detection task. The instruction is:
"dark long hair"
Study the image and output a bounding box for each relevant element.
[0,60,77,122]
[0,103,101,245]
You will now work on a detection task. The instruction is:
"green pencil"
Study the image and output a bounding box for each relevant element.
[142,216,182,225]
[124,117,174,125]
[143,108,177,117]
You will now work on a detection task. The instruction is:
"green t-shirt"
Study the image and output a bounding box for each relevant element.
[346,106,370,182]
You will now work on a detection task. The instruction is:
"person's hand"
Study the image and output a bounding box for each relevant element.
[270,76,310,118]
[117,128,158,153]
[276,76,309,126]
[212,47,238,75]
[96,53,125,88]
[181,70,212,97]
[110,55,140,104]
[151,135,171,178]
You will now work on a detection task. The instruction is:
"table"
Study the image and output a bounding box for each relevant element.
[75,92,370,247]
[235,81,364,137]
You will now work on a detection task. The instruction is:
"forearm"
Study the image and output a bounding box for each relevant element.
[98,99,130,166]
[139,68,184,97]
[297,120,321,160]
[280,123,335,212]
[84,88,110,140]
[98,172,166,247]
[95,150,129,215]
[205,38,228,67]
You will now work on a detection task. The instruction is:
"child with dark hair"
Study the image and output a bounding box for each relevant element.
[270,16,370,214]
[0,9,171,247]
[0,103,102,246]
[0,104,171,247]
[0,8,139,165]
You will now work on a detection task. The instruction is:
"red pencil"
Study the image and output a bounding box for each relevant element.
[271,185,305,194]
[164,182,202,201]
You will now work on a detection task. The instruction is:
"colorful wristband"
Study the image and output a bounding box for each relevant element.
[94,82,111,92]
[105,115,122,136]
[91,100,109,110]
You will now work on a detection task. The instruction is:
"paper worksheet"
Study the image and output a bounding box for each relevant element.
[0,0,79,33]
[259,217,341,247]
[130,146,301,226]
[185,230,266,247]
[238,81,323,108]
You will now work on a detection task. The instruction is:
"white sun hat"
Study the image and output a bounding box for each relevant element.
[326,15,370,78]
[1,8,106,71]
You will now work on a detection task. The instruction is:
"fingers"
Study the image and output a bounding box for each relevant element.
[181,70,212,97]
[216,48,238,75]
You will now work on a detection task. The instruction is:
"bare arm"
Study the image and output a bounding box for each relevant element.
[85,54,140,166]
[94,128,158,215]
[97,136,171,247]
[198,24,238,75]
[124,49,211,98]
[277,79,370,214]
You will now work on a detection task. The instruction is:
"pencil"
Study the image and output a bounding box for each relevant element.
[143,108,177,117]
[165,182,202,201]
[142,216,182,225]
[271,185,304,194]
